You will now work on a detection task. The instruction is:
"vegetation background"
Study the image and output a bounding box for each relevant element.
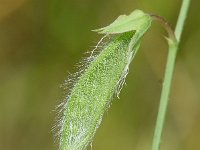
[0,0,199,150]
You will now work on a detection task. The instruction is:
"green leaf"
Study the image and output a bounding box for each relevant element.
[93,10,152,35]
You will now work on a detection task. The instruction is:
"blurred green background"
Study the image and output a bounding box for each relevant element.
[0,0,199,150]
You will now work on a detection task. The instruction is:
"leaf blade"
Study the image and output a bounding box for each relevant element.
[93,10,152,34]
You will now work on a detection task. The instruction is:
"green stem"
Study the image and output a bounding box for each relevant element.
[151,0,191,150]
[175,0,191,42]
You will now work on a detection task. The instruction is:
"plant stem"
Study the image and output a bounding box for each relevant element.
[150,14,176,41]
[175,0,191,42]
[151,0,191,150]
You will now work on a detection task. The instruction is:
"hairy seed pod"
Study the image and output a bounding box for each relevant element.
[57,9,152,150]
[59,32,139,150]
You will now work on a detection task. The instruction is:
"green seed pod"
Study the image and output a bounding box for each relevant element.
[56,10,152,150]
